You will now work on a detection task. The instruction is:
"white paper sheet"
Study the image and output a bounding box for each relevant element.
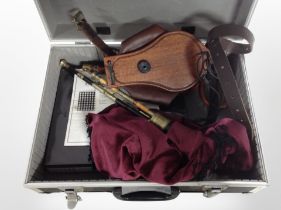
[64,75,114,146]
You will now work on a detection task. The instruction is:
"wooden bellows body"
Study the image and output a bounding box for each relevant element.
[104,31,209,92]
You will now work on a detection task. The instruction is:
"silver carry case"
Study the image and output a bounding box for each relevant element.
[25,0,267,208]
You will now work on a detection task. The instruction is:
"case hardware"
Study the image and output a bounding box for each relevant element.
[113,187,180,201]
[75,41,91,45]
[203,186,227,198]
[96,26,111,35]
[65,189,82,209]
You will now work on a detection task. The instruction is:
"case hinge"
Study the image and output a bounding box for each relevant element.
[65,189,82,209]
[75,41,92,45]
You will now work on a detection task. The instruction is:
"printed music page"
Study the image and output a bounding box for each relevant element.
[64,75,114,146]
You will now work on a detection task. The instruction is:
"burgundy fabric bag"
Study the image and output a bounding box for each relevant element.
[87,105,253,185]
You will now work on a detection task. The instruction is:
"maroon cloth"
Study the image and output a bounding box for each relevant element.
[87,106,253,185]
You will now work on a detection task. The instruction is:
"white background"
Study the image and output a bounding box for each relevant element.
[0,0,280,209]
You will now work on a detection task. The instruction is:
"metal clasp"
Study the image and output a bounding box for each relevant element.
[65,189,82,209]
[203,186,227,198]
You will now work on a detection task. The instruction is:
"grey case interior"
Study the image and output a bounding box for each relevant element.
[35,0,257,41]
[25,45,267,184]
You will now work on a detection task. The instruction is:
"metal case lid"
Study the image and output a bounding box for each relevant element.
[35,0,257,42]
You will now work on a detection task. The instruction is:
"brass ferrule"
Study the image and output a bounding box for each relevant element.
[59,59,70,69]
[69,9,85,24]
[150,113,171,131]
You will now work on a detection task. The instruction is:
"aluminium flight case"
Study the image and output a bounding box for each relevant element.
[25,0,268,208]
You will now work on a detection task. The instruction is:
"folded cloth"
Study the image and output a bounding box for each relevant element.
[87,105,253,185]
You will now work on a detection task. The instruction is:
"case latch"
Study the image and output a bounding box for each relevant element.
[203,186,227,198]
[65,189,82,209]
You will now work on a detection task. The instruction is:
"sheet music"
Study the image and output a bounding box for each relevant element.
[64,75,114,146]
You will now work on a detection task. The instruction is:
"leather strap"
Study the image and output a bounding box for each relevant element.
[77,20,116,56]
[207,24,254,136]
[69,9,115,56]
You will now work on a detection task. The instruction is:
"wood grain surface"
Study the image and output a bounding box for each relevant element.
[104,31,209,92]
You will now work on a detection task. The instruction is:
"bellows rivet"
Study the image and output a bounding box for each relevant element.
[138,60,151,73]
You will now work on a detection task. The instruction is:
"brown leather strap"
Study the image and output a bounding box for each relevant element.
[207,24,254,136]
[70,9,115,56]
[77,20,116,56]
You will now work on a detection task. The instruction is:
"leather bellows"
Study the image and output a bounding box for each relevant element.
[104,24,209,105]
